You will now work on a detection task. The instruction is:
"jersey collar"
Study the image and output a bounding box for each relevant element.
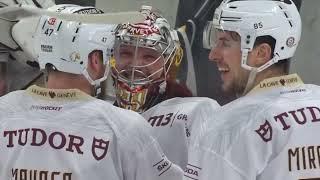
[248,73,304,95]
[26,85,94,101]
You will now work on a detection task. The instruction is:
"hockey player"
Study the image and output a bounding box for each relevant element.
[0,4,183,180]
[111,5,221,169]
[184,0,320,180]
[111,5,193,113]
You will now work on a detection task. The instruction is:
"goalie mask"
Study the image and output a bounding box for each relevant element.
[111,5,183,112]
[34,4,116,96]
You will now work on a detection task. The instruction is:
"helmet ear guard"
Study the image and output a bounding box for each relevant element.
[33,4,117,96]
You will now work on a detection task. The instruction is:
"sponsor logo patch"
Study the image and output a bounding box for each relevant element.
[41,45,53,52]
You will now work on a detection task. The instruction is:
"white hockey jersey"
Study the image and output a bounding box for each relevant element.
[142,97,220,169]
[0,85,183,180]
[186,74,320,180]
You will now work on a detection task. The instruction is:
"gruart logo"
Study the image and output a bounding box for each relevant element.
[286,37,295,47]
[70,52,81,62]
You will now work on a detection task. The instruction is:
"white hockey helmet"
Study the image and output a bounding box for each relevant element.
[34,4,116,87]
[203,0,301,72]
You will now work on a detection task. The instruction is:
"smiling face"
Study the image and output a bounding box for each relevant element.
[208,30,250,95]
[113,44,165,82]
[111,44,167,112]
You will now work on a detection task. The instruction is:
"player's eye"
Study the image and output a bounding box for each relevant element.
[143,55,157,63]
[120,51,133,58]
[222,40,231,47]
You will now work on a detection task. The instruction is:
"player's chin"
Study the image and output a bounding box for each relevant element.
[221,82,231,93]
[221,80,236,94]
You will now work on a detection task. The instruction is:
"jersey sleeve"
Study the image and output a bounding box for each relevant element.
[135,138,183,180]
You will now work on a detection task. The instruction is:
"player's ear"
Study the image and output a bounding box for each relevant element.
[87,50,105,80]
[250,43,272,67]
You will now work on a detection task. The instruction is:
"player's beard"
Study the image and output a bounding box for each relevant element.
[96,80,107,100]
[223,68,250,98]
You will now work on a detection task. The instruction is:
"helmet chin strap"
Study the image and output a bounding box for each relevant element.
[239,49,280,96]
[240,49,258,97]
[82,63,110,97]
[241,68,258,97]
[159,80,167,94]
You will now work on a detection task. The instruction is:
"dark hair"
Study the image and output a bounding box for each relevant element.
[253,35,290,74]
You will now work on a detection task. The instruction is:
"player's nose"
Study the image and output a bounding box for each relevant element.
[208,47,220,63]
